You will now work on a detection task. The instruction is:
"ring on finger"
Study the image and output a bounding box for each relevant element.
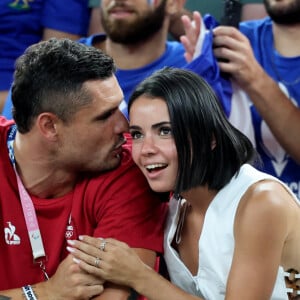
[99,240,107,251]
[94,257,100,268]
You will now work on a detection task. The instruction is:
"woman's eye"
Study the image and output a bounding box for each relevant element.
[160,127,172,136]
[130,131,143,140]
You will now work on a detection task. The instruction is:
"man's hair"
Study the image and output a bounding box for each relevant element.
[12,38,116,133]
[128,67,257,194]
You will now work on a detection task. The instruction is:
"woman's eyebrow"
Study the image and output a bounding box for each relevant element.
[151,121,171,129]
[129,121,171,130]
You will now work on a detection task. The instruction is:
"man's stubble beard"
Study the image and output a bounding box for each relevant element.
[101,0,167,44]
[264,0,300,25]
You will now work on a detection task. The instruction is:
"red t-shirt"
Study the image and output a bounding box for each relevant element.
[0,118,167,289]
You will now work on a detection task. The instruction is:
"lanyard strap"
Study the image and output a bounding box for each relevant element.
[7,125,46,262]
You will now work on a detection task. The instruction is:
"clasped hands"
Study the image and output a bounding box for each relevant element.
[66,236,146,288]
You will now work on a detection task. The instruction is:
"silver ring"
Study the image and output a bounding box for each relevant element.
[99,240,107,251]
[94,257,100,268]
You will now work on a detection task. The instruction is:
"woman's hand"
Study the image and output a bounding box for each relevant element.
[66,236,149,288]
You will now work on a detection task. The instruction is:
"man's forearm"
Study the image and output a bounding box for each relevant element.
[244,70,300,163]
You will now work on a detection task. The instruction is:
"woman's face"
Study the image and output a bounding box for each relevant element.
[129,96,178,193]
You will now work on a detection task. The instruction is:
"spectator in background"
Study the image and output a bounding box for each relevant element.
[214,0,300,199]
[3,0,203,121]
[69,0,192,111]
[3,0,267,120]
[87,0,192,40]
[0,0,91,113]
[181,0,300,199]
[87,0,267,38]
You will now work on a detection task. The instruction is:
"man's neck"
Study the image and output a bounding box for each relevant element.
[95,28,169,69]
[273,22,300,57]
[14,133,76,199]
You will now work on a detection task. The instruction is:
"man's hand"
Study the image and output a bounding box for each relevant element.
[44,254,104,300]
[0,255,104,300]
[213,26,265,89]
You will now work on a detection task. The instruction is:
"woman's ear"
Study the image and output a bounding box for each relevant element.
[211,138,217,150]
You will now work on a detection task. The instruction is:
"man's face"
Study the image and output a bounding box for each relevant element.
[57,76,128,174]
[264,0,300,24]
[100,0,166,44]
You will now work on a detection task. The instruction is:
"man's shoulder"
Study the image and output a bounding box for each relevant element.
[0,116,14,126]
[0,117,14,136]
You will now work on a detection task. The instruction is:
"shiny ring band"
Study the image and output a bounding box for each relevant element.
[94,257,100,268]
[99,240,107,251]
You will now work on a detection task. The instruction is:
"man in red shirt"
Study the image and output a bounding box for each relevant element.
[0,38,167,299]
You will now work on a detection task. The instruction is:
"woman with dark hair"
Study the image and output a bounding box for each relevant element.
[67,68,300,300]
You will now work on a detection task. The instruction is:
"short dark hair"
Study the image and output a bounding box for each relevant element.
[128,67,257,194]
[12,38,116,133]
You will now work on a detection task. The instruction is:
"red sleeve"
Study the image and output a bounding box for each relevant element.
[0,116,14,127]
[86,147,168,253]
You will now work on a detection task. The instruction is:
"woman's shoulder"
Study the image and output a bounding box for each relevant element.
[234,178,300,248]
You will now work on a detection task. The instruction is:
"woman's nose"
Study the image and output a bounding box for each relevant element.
[140,134,157,156]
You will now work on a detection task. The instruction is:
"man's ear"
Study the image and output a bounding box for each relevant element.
[36,113,59,141]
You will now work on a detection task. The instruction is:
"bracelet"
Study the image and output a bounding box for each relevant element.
[22,285,38,300]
